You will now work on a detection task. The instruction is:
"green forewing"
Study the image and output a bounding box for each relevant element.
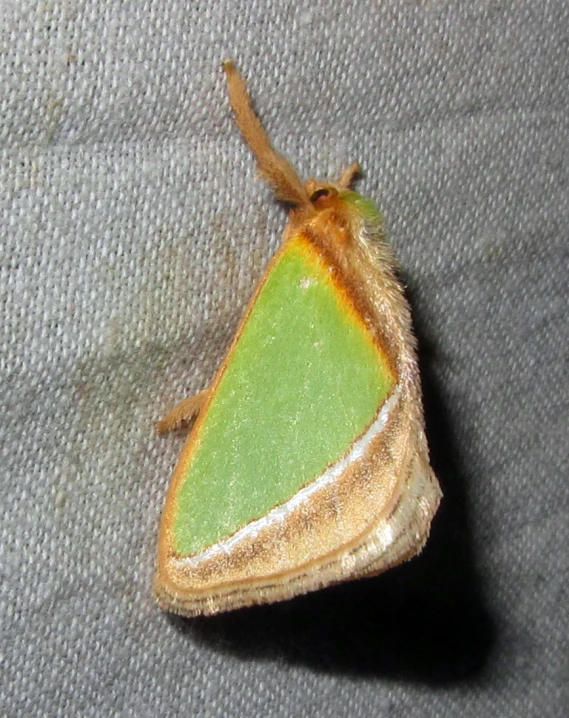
[174,238,395,555]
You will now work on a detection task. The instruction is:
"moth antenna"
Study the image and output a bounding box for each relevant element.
[337,162,361,189]
[223,60,310,207]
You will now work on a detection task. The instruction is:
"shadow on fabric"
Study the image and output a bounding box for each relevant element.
[169,287,497,683]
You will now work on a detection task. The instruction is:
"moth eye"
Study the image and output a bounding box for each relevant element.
[310,188,330,202]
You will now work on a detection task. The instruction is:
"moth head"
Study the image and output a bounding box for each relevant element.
[305,161,362,210]
[306,182,338,209]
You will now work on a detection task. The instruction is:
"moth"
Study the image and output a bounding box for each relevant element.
[154,61,442,617]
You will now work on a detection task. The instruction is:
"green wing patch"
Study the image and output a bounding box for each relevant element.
[173,237,395,555]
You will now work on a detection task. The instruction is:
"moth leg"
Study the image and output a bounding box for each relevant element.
[156,388,210,435]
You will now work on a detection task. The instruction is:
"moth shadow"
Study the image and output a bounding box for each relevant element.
[172,301,497,683]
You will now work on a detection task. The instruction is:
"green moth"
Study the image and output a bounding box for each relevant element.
[154,61,442,616]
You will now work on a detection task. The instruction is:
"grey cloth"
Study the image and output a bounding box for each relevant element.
[1,1,567,717]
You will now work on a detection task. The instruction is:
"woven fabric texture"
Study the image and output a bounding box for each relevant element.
[1,1,567,717]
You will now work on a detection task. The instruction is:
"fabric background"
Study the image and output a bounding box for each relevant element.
[1,1,567,716]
